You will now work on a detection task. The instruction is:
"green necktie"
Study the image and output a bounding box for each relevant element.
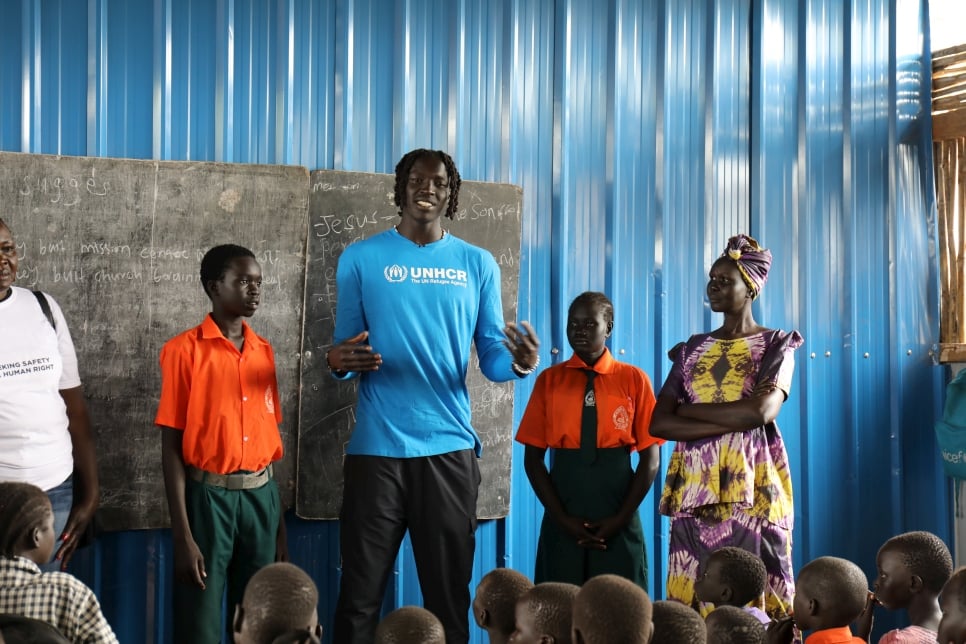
[580,370,598,463]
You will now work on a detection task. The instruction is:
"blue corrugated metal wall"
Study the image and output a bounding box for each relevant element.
[0,0,947,641]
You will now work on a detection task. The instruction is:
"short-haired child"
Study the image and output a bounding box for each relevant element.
[157,244,287,643]
[375,606,445,644]
[652,600,707,643]
[706,605,765,644]
[0,614,71,644]
[473,568,534,644]
[0,481,117,643]
[232,562,321,644]
[939,567,966,644]
[571,574,653,644]
[510,582,579,644]
[855,530,952,643]
[766,556,868,644]
[695,546,770,624]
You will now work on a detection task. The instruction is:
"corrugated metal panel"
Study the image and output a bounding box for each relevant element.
[0,0,945,642]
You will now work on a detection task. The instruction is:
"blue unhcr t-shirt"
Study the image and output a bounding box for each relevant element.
[333,227,517,458]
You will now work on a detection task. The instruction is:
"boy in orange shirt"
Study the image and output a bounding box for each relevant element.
[157,244,286,643]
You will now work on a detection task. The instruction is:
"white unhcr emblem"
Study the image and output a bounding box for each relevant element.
[384,264,408,282]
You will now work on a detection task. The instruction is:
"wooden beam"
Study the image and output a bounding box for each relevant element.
[940,344,966,364]
[934,109,966,140]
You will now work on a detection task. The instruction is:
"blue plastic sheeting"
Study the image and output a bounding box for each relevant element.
[0,0,946,642]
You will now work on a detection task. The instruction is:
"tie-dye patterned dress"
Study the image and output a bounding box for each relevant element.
[658,329,803,620]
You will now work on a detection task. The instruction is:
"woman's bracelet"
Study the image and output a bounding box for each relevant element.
[512,354,540,377]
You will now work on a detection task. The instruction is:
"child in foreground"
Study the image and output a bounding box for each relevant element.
[510,582,579,643]
[571,574,653,644]
[766,556,868,644]
[375,606,445,644]
[855,531,952,643]
[706,605,765,644]
[233,562,322,644]
[652,600,707,643]
[0,481,117,644]
[696,546,770,624]
[474,568,534,644]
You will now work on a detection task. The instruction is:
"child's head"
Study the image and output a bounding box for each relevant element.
[651,600,707,644]
[0,481,56,565]
[939,567,966,644]
[571,574,653,644]
[694,547,767,608]
[200,244,261,312]
[375,606,445,644]
[473,568,534,638]
[793,556,868,632]
[0,614,70,644]
[510,582,579,644]
[704,606,764,644]
[232,562,321,644]
[874,530,952,610]
[566,292,614,364]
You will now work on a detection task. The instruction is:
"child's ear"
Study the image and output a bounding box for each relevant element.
[541,636,554,644]
[30,526,43,549]
[232,604,245,636]
[808,597,819,616]
[477,607,489,627]
[642,622,654,643]
[720,586,734,603]
[910,574,925,593]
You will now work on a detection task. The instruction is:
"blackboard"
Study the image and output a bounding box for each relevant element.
[298,170,522,519]
[0,152,309,531]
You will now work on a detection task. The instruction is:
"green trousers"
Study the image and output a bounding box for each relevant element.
[173,477,280,644]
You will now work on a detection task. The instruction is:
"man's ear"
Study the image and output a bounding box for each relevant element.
[232,604,245,636]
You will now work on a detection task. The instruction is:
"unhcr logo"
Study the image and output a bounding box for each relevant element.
[384,264,408,282]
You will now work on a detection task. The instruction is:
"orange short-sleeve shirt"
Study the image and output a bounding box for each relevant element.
[515,348,662,451]
[155,315,283,474]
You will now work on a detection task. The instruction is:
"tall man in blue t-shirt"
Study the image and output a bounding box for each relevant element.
[326,149,540,644]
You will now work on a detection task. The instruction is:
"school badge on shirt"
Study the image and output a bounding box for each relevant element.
[264,387,275,414]
[612,405,630,432]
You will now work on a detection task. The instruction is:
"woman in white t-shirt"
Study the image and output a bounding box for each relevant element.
[0,217,99,571]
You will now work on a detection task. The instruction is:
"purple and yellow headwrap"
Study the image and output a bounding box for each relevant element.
[722,234,772,299]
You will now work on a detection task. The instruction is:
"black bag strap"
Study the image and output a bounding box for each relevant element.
[32,290,57,331]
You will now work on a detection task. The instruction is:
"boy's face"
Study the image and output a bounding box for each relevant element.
[874,546,912,610]
[472,580,489,629]
[210,256,262,317]
[791,574,814,632]
[939,578,966,644]
[34,508,56,566]
[508,599,545,644]
[694,556,728,605]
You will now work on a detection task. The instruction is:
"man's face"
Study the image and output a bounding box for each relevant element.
[402,156,451,223]
[0,225,19,296]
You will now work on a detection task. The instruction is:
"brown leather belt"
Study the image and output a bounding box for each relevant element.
[186,464,273,490]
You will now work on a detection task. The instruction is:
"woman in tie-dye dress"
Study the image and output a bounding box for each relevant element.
[651,234,803,621]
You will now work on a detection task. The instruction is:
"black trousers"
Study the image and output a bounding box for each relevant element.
[332,449,481,644]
